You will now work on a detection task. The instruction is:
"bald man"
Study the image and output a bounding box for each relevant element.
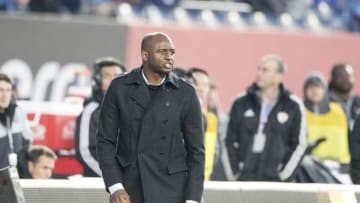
[97,32,205,203]
[225,55,307,182]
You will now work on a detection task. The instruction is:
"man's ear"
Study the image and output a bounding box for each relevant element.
[141,50,148,62]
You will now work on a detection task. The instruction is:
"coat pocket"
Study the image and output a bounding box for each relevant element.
[167,157,188,174]
[116,155,131,168]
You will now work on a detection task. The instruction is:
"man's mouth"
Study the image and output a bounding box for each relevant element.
[164,62,173,69]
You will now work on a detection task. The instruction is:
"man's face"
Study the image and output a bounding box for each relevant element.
[0,81,12,110]
[100,65,123,92]
[28,155,55,179]
[306,85,326,105]
[256,59,282,89]
[143,36,175,75]
[192,72,210,104]
[332,66,354,93]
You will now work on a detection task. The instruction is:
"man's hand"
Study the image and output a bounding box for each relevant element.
[110,189,130,203]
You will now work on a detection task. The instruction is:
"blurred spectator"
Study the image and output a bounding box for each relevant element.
[0,0,29,13]
[240,0,288,16]
[0,0,5,10]
[28,0,61,13]
[61,0,81,14]
[328,63,360,131]
[188,67,218,181]
[19,145,57,179]
[225,55,307,182]
[88,0,114,16]
[172,67,188,79]
[0,73,32,172]
[208,82,229,181]
[304,73,350,166]
[89,0,143,16]
[75,57,126,177]
[351,115,360,183]
[348,0,360,31]
[28,0,81,14]
[149,0,181,10]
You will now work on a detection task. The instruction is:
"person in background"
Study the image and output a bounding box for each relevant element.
[188,67,218,181]
[28,0,81,14]
[75,57,126,177]
[208,82,229,181]
[0,73,32,174]
[172,67,188,79]
[19,145,57,179]
[328,64,360,182]
[0,0,29,13]
[304,73,349,169]
[225,54,307,182]
[329,63,360,131]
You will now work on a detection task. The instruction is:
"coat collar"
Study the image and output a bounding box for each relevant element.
[125,67,179,88]
[247,82,291,105]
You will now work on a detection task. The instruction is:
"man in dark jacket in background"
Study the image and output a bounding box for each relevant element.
[328,64,360,183]
[75,57,126,177]
[225,54,307,182]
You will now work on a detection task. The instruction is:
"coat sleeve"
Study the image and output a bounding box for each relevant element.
[279,96,307,181]
[182,89,205,202]
[77,102,102,176]
[224,99,242,176]
[351,116,360,184]
[96,80,123,190]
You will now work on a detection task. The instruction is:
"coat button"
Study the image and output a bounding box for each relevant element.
[161,136,166,140]
[162,119,168,124]
[159,152,165,156]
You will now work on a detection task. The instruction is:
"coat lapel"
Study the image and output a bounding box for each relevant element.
[130,84,151,110]
[126,67,151,110]
[141,71,180,121]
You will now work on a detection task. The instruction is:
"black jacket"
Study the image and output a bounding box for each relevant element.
[96,67,204,203]
[75,92,103,177]
[351,116,360,184]
[0,102,31,172]
[225,83,307,181]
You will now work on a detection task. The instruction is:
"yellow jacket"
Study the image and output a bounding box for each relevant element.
[204,111,218,180]
[307,102,350,164]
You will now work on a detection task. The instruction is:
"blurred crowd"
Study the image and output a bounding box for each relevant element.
[1,0,360,32]
[1,54,360,187]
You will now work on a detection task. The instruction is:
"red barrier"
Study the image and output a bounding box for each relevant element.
[18,101,83,175]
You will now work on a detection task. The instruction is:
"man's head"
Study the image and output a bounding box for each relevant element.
[141,32,175,76]
[92,57,126,93]
[188,68,210,105]
[304,73,327,105]
[27,145,57,179]
[0,73,13,112]
[329,63,354,94]
[256,55,286,89]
